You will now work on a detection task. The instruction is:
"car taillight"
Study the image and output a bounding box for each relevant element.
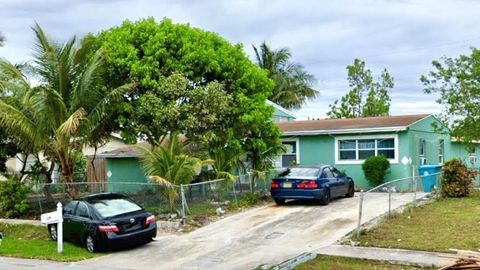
[145,215,155,225]
[271,180,280,189]
[99,224,119,233]
[297,180,318,189]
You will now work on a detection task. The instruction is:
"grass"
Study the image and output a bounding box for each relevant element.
[0,223,102,261]
[293,255,434,270]
[356,190,480,253]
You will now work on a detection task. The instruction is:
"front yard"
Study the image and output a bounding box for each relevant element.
[293,255,434,270]
[0,223,102,261]
[356,190,480,253]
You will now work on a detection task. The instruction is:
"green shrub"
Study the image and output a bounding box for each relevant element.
[0,179,30,218]
[441,159,474,197]
[362,155,390,186]
[238,193,258,207]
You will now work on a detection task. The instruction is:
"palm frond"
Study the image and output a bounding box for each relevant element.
[0,59,31,91]
[0,100,42,148]
[84,83,135,134]
[70,48,104,110]
[56,107,86,137]
[148,175,175,188]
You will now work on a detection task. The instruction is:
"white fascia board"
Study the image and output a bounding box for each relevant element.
[281,126,407,136]
[266,100,296,118]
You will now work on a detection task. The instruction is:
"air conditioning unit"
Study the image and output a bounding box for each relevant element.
[469,155,477,164]
[420,157,427,165]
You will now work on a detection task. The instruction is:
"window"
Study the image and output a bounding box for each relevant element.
[339,140,356,160]
[64,201,78,215]
[419,138,425,156]
[469,147,477,156]
[75,202,90,219]
[336,136,397,163]
[331,167,343,178]
[281,141,298,167]
[278,168,320,178]
[322,167,334,179]
[91,198,142,218]
[438,139,444,164]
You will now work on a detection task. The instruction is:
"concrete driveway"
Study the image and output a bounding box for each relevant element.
[0,192,423,270]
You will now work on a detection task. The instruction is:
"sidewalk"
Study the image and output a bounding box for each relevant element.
[316,245,455,267]
[0,218,42,226]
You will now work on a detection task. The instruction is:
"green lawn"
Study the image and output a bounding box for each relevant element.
[0,223,102,261]
[293,255,434,270]
[356,190,480,253]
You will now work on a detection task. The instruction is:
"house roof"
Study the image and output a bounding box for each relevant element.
[267,100,296,119]
[277,114,430,136]
[90,142,149,158]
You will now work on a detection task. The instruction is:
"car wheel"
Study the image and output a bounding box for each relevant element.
[274,198,286,205]
[85,234,97,253]
[48,224,57,241]
[346,184,355,198]
[319,189,330,205]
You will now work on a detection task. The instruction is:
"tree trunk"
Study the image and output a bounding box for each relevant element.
[62,165,77,199]
[42,162,56,204]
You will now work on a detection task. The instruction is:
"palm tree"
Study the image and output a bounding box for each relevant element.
[0,24,131,196]
[253,42,318,110]
[138,134,213,211]
[0,32,4,46]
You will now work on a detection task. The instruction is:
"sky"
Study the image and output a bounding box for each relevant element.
[1,0,479,120]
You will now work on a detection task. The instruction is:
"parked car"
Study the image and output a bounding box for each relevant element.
[270,165,355,205]
[48,192,157,252]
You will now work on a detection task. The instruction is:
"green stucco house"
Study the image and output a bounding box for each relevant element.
[88,111,478,191]
[275,114,479,189]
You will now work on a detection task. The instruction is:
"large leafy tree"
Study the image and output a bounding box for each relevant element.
[93,18,281,172]
[0,24,130,195]
[421,48,480,144]
[327,58,394,119]
[253,42,318,110]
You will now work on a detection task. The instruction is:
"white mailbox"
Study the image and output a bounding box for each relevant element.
[41,211,61,225]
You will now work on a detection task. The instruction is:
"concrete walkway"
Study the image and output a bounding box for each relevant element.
[0,218,42,226]
[316,245,455,267]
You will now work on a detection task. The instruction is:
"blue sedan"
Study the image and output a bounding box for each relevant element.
[270,165,355,205]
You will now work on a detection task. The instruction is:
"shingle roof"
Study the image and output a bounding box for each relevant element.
[277,114,430,135]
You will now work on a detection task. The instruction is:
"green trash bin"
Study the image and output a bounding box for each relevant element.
[418,165,442,192]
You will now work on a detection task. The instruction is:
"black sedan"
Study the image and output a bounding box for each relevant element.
[270,165,355,205]
[48,193,157,252]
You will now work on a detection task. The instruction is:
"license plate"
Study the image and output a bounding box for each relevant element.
[283,182,292,188]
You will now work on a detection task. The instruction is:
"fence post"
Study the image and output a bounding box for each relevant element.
[249,172,254,193]
[232,178,238,206]
[356,190,364,239]
[180,184,186,225]
[388,188,392,218]
[413,176,417,208]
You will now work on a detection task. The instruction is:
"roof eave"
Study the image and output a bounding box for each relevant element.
[266,100,296,118]
[281,126,408,136]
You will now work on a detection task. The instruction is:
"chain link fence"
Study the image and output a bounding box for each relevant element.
[355,172,443,238]
[26,172,272,224]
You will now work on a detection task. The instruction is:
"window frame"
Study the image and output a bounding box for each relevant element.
[335,134,399,165]
[438,139,444,164]
[276,138,300,167]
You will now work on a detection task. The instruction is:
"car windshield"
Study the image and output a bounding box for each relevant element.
[91,198,142,218]
[279,168,320,178]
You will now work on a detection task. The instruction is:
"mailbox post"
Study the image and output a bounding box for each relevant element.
[56,202,63,253]
[41,202,63,254]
